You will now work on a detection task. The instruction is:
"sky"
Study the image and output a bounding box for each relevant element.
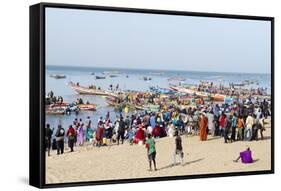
[46,7,271,74]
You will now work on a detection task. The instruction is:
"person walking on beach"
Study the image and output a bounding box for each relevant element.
[55,125,65,155]
[45,124,53,156]
[146,134,157,171]
[173,131,184,166]
[67,125,75,152]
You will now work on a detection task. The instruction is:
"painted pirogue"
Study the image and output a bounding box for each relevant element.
[68,81,111,96]
[45,102,97,115]
[169,86,225,102]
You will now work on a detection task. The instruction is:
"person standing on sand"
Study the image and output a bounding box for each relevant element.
[224,115,231,143]
[199,112,208,141]
[219,113,226,137]
[95,122,104,147]
[245,113,254,141]
[77,123,84,146]
[237,115,245,141]
[55,125,65,155]
[206,111,215,136]
[231,114,237,141]
[45,124,53,156]
[117,117,125,145]
[67,125,75,152]
[146,134,157,171]
[173,131,184,166]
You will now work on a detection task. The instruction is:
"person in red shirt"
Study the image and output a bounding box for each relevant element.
[219,113,226,137]
[67,125,75,152]
[134,125,145,144]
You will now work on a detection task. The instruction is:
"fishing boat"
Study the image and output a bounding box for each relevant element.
[95,76,106,79]
[133,104,159,111]
[102,71,122,75]
[45,108,65,115]
[168,77,186,82]
[49,74,66,79]
[46,103,68,110]
[149,86,175,94]
[109,74,118,78]
[77,104,96,111]
[170,86,225,102]
[68,82,110,96]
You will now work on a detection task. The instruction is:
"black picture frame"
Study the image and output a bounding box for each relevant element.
[29,2,275,189]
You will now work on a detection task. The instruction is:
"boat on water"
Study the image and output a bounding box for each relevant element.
[168,77,186,82]
[45,108,65,115]
[68,82,110,96]
[102,71,122,75]
[95,76,106,79]
[148,72,164,76]
[49,74,66,79]
[170,86,225,102]
[149,86,175,94]
[133,104,159,112]
[109,74,118,78]
[77,104,96,111]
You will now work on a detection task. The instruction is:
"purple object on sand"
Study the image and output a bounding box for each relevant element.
[240,150,253,164]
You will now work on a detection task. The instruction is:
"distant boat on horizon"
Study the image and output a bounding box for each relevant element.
[49,74,66,79]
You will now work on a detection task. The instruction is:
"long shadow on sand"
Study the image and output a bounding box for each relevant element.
[207,136,222,141]
[158,158,204,170]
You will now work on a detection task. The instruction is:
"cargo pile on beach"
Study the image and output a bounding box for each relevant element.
[45,80,271,184]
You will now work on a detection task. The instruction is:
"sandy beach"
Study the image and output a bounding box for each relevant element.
[46,117,271,184]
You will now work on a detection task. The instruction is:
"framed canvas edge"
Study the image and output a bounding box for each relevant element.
[29,2,275,189]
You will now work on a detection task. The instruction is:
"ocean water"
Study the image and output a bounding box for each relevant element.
[45,65,271,132]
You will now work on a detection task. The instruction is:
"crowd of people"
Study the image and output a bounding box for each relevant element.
[45,95,270,169]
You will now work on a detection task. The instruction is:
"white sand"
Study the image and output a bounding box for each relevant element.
[46,118,271,184]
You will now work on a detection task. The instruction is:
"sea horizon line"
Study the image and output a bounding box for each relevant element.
[46,64,271,75]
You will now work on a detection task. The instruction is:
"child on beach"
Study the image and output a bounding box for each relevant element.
[173,131,184,166]
[146,134,157,171]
